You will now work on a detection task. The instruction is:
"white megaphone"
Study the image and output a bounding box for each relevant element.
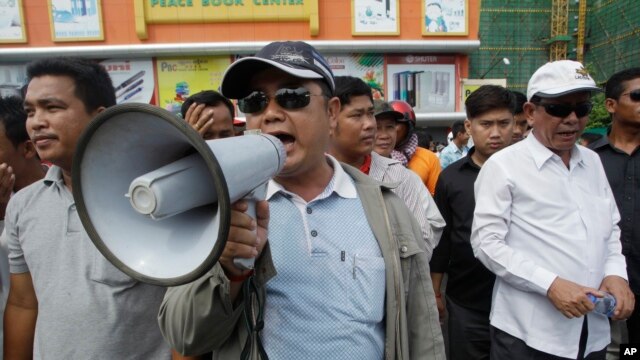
[72,103,285,286]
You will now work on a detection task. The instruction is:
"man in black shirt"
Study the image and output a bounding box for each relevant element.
[589,67,640,342]
[430,85,514,360]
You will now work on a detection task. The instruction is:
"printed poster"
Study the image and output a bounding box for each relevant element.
[0,62,27,98]
[423,0,468,35]
[326,54,385,100]
[49,0,104,41]
[386,54,457,113]
[352,0,399,35]
[0,0,26,43]
[100,59,155,105]
[156,56,231,115]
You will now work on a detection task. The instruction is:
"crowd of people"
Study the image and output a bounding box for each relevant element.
[0,41,637,360]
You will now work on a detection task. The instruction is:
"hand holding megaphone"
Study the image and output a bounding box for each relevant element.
[218,199,269,279]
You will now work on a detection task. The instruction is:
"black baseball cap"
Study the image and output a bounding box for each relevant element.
[374,100,404,121]
[221,41,335,99]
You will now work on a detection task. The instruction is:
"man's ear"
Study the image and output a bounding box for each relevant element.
[21,140,38,160]
[92,106,107,118]
[464,119,472,136]
[327,96,341,133]
[604,98,617,115]
[523,102,537,128]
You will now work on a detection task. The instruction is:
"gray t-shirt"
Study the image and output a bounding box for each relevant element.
[5,166,170,359]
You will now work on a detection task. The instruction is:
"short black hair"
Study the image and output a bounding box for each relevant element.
[0,96,29,147]
[605,67,640,100]
[451,120,466,138]
[334,76,373,107]
[510,90,527,115]
[26,57,116,113]
[181,90,235,120]
[465,85,515,119]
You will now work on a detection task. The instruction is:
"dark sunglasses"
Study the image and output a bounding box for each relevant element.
[621,89,640,102]
[535,101,593,118]
[238,87,323,114]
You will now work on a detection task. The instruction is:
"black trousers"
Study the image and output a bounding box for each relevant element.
[446,296,491,360]
[490,317,606,360]
[627,293,640,343]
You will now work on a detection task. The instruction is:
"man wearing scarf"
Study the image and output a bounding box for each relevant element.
[390,100,441,195]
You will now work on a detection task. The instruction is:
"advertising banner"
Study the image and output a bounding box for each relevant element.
[352,0,399,35]
[48,0,104,41]
[0,0,26,43]
[156,56,231,115]
[386,54,457,113]
[101,59,156,105]
[326,54,385,100]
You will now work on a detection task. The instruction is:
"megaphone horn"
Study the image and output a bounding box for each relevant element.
[72,103,285,286]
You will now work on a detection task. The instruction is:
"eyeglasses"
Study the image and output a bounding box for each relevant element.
[621,89,640,102]
[238,87,324,114]
[534,101,593,118]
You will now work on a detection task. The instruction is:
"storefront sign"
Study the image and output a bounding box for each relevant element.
[134,0,319,39]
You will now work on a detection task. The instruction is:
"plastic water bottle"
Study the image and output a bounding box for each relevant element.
[587,292,616,317]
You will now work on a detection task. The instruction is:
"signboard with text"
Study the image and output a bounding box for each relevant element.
[460,78,507,110]
[134,0,319,39]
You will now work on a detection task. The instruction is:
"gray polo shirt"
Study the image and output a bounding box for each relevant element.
[5,166,170,359]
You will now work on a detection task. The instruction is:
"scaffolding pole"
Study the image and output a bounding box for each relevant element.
[576,0,587,62]
[549,0,569,61]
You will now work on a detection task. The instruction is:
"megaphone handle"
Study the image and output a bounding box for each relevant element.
[233,183,268,271]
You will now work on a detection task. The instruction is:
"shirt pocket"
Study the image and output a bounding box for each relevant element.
[588,196,614,243]
[397,235,427,298]
[89,247,137,288]
[348,254,386,324]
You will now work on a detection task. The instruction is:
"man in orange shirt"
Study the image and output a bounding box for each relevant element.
[389,100,441,195]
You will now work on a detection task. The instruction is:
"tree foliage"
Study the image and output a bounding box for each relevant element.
[587,92,611,129]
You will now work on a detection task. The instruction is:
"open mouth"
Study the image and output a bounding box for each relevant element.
[269,132,296,152]
[273,133,295,144]
[557,131,577,139]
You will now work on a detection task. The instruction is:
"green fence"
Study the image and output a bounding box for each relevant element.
[470,0,639,90]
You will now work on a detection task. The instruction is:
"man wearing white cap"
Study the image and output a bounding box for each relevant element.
[470,60,634,359]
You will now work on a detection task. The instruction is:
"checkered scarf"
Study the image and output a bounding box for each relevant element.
[391,133,419,166]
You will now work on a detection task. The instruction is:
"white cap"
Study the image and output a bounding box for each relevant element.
[526,60,601,101]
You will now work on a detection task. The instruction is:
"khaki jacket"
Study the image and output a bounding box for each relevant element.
[158,164,445,360]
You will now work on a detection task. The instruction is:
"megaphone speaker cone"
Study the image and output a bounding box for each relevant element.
[72,103,285,286]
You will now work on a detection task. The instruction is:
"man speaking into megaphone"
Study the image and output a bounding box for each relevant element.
[159,41,445,360]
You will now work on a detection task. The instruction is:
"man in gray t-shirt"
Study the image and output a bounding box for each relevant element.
[4,58,170,359]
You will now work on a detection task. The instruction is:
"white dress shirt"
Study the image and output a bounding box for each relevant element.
[471,132,627,358]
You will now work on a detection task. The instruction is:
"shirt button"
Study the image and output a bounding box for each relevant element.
[306,207,312,214]
[401,246,407,253]
[311,230,318,237]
